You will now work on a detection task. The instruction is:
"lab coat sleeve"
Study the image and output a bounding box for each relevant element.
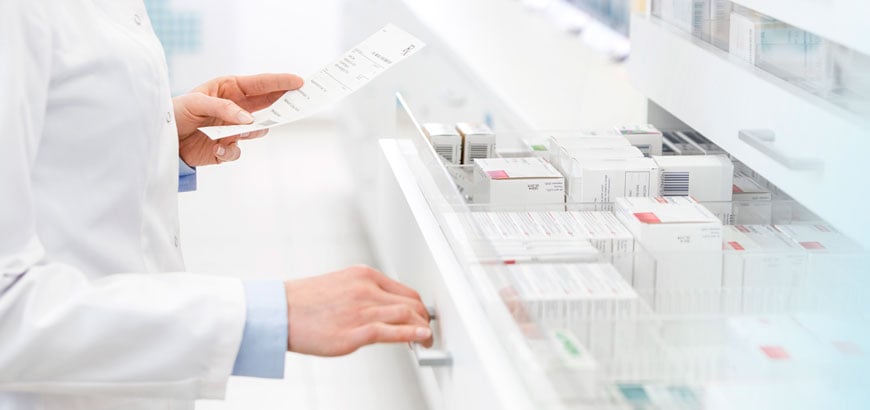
[0,1,246,400]
[232,281,289,378]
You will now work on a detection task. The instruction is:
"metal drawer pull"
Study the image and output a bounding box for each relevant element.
[738,129,824,171]
[409,306,453,367]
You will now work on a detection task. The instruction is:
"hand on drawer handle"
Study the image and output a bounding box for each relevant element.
[738,129,824,171]
[409,306,453,367]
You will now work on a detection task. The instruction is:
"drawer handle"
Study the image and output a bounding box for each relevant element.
[409,306,453,367]
[738,129,824,171]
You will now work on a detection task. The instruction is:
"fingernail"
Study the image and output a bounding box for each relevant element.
[240,132,251,138]
[237,110,254,124]
[415,327,431,339]
[216,145,226,156]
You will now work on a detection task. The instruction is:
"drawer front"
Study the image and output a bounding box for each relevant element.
[373,140,538,410]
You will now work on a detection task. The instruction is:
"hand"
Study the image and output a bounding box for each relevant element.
[172,73,304,166]
[284,265,433,356]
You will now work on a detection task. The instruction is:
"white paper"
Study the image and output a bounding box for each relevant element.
[199,24,426,139]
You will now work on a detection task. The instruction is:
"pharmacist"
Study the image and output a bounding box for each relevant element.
[0,1,432,409]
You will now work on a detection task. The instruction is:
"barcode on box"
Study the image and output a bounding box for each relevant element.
[435,145,454,163]
[469,144,490,160]
[661,171,690,196]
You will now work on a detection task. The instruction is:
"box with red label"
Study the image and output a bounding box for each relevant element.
[473,157,565,206]
[722,225,807,313]
[728,316,837,377]
[775,224,867,291]
[614,197,723,310]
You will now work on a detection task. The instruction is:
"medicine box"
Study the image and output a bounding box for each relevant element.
[456,122,496,164]
[571,212,636,284]
[731,173,773,224]
[793,314,870,363]
[506,263,638,323]
[614,197,723,310]
[466,211,601,263]
[775,224,866,289]
[722,225,807,313]
[562,158,661,206]
[653,155,733,200]
[521,137,552,158]
[473,157,565,206]
[546,329,599,400]
[653,154,734,223]
[421,123,462,165]
[615,124,664,157]
[728,316,836,377]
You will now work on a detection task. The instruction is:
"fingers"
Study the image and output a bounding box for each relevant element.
[353,265,425,306]
[237,129,269,140]
[214,141,241,163]
[350,323,432,347]
[362,304,428,327]
[235,73,304,97]
[361,305,434,348]
[183,92,254,125]
[374,274,424,301]
[243,90,293,111]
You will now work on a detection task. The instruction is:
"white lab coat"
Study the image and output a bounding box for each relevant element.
[0,1,248,409]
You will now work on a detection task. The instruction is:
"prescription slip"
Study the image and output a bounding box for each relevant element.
[474,158,565,206]
[200,25,425,139]
[615,197,723,309]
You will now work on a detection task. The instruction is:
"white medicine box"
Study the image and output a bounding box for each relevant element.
[614,196,723,308]
[473,157,565,206]
[456,122,496,164]
[422,123,462,165]
[653,154,735,224]
[615,124,664,157]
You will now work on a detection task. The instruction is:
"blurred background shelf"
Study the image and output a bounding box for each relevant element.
[729,0,870,56]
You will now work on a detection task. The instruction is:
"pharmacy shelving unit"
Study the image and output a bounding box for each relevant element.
[628,8,870,247]
[336,0,870,409]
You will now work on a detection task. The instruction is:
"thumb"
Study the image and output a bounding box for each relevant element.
[185,92,254,125]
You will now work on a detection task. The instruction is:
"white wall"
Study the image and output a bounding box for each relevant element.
[149,0,341,94]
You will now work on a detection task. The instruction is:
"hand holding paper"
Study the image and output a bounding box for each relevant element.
[199,24,426,140]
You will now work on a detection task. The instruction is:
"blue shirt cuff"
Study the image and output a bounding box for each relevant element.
[178,158,197,192]
[232,280,288,379]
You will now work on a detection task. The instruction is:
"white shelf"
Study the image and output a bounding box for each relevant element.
[731,0,870,56]
[629,15,870,247]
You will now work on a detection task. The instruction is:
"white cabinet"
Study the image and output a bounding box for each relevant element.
[340,0,870,409]
[629,15,870,246]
